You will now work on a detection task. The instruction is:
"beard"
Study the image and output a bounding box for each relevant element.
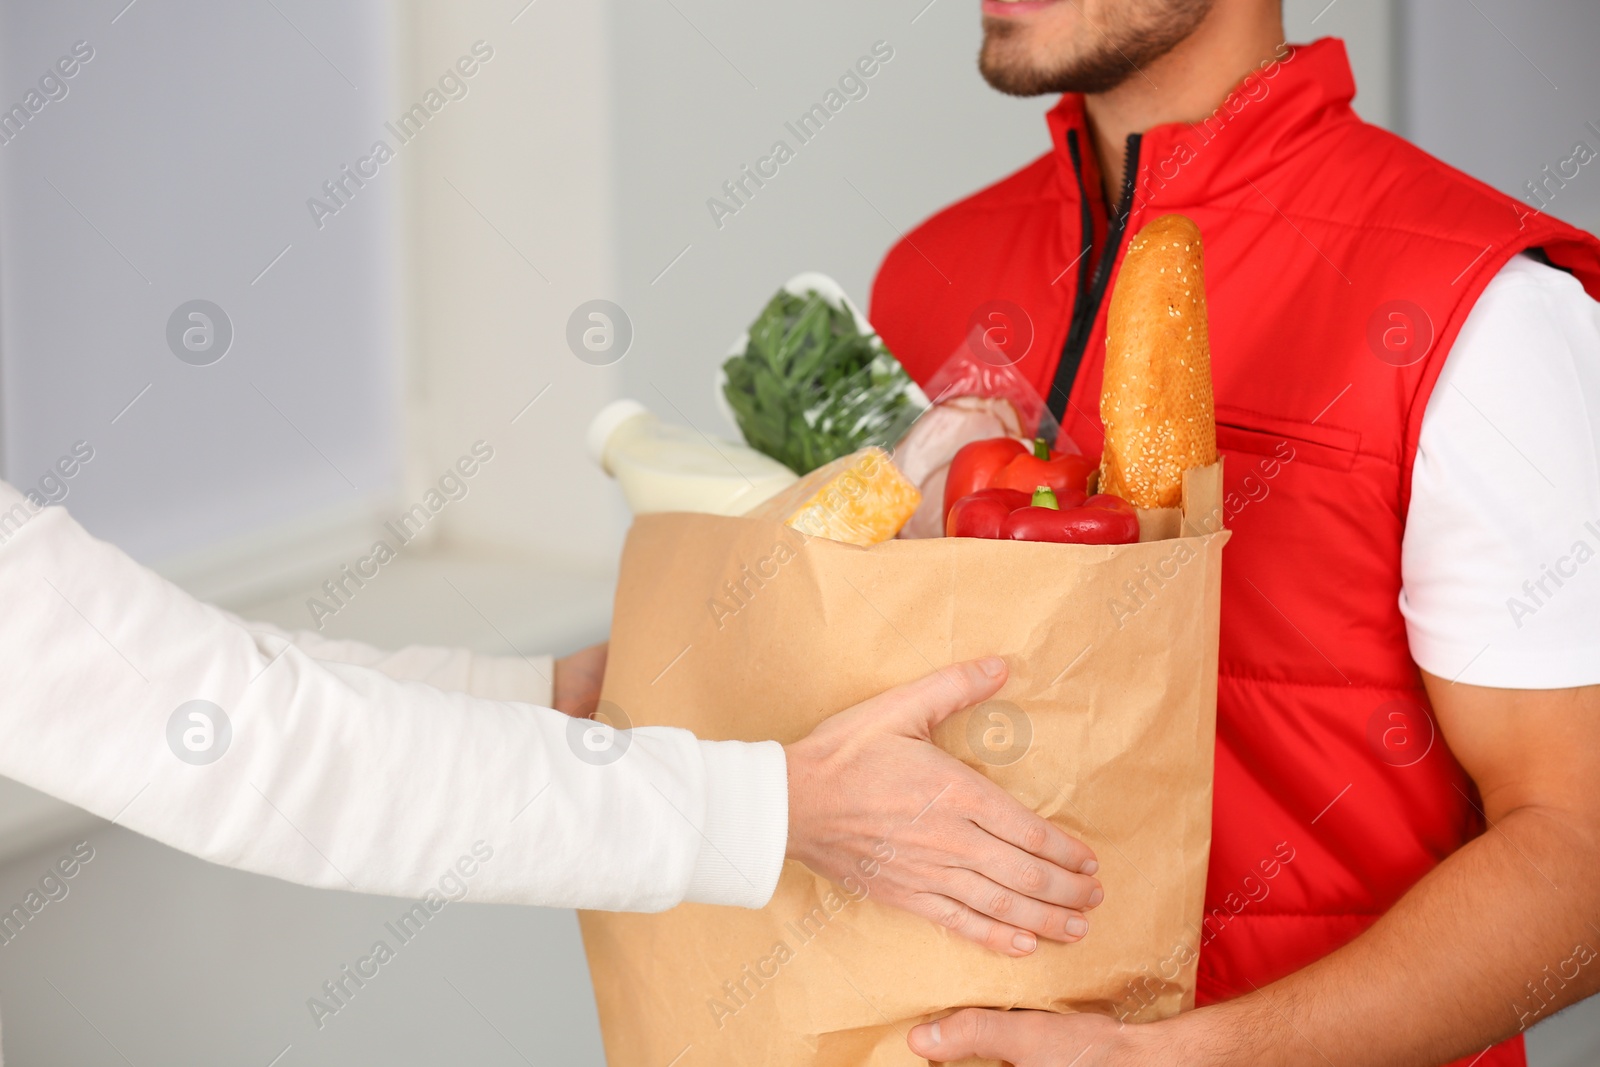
[979,0,1214,96]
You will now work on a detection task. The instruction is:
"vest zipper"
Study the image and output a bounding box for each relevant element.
[1049,130,1143,422]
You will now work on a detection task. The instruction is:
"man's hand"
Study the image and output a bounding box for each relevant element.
[784,657,1104,957]
[552,642,607,718]
[908,1008,1150,1065]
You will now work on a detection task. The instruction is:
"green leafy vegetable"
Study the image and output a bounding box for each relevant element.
[722,289,924,475]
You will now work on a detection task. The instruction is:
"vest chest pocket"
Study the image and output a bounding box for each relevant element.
[1215,405,1362,472]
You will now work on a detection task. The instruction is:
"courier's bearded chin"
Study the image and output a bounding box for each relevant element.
[978,0,1214,96]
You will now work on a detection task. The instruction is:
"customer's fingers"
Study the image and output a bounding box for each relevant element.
[968,785,1098,875]
[939,868,1090,944]
[958,833,1102,913]
[905,893,1040,957]
[866,658,1008,738]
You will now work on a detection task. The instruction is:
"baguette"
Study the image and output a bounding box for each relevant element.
[1100,213,1217,509]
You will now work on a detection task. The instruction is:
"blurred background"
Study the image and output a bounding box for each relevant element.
[0,0,1595,1062]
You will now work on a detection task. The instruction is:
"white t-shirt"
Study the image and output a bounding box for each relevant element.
[1403,253,1600,689]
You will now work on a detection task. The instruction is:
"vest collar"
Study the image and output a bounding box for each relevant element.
[1045,37,1359,209]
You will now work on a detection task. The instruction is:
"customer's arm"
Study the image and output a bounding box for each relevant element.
[0,484,1102,951]
[218,612,612,717]
[0,484,781,911]
[214,611,555,707]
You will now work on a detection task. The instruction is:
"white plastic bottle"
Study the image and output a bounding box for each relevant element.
[587,399,798,516]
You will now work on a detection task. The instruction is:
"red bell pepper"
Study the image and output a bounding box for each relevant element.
[945,487,1032,539]
[990,439,1096,501]
[943,437,1094,522]
[946,484,1140,545]
[943,438,1028,519]
[1002,488,1141,545]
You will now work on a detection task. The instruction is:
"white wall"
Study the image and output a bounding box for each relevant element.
[0,0,402,580]
[1285,0,1397,128]
[610,0,1055,436]
[1404,0,1600,233]
[0,823,607,1065]
[0,0,635,597]
[404,0,627,567]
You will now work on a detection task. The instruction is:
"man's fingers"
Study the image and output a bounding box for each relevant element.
[970,787,1099,875]
[941,869,1091,943]
[912,893,1039,957]
[873,658,1008,738]
[908,1007,1032,1062]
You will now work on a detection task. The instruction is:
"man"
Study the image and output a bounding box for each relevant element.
[867,1,1600,1064]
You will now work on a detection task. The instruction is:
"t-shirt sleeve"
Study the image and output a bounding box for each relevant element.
[1401,254,1600,689]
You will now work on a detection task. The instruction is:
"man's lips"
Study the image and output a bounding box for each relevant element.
[982,0,1060,15]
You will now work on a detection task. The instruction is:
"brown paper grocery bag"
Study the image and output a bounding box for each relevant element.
[580,464,1229,1067]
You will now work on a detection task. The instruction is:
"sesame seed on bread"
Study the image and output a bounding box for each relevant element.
[1100,214,1218,509]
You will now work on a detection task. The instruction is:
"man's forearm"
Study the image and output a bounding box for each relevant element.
[1153,805,1600,1066]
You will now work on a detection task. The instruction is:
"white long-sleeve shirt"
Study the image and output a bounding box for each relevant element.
[0,479,788,912]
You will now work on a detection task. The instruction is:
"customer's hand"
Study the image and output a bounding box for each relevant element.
[784,658,1103,957]
[552,642,608,718]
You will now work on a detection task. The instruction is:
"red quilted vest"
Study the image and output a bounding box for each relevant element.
[870,38,1600,1066]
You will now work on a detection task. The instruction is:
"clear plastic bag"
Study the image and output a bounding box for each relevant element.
[718,273,929,476]
[922,317,1068,445]
[892,328,1078,538]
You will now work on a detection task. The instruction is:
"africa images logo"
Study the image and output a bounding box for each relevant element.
[166,701,232,766]
[166,300,234,366]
